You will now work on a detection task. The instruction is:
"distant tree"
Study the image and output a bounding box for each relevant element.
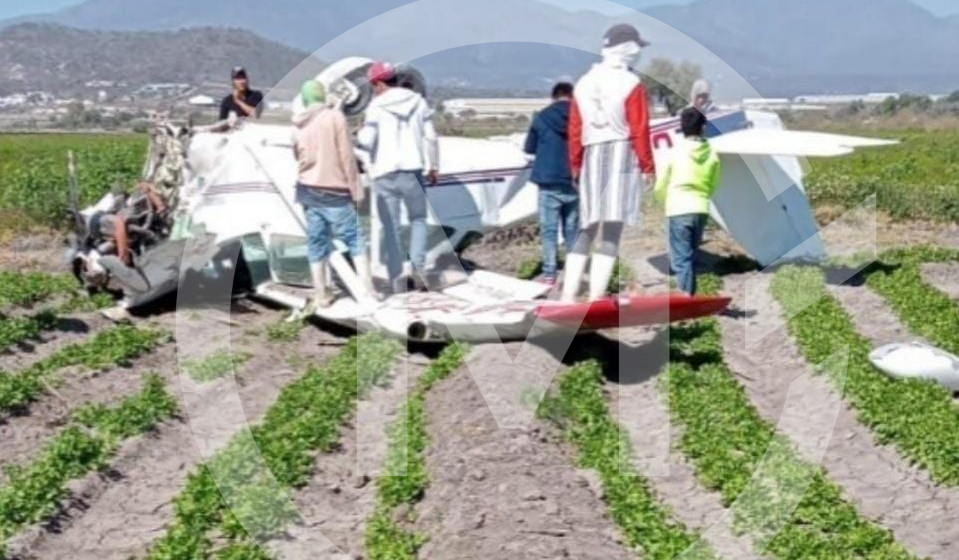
[946,90,959,104]
[642,58,704,116]
[878,93,933,116]
[878,95,900,116]
[899,93,933,112]
[836,100,866,119]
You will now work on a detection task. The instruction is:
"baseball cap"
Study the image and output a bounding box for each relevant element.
[603,23,650,48]
[231,66,248,79]
[367,61,396,84]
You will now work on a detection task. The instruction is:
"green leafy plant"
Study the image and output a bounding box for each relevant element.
[0,134,146,234]
[265,319,304,343]
[774,263,959,486]
[665,274,915,559]
[0,272,78,309]
[183,351,253,383]
[541,360,717,560]
[863,246,959,356]
[0,374,177,557]
[0,311,58,352]
[146,334,402,560]
[365,343,467,560]
[0,325,165,414]
[804,130,959,223]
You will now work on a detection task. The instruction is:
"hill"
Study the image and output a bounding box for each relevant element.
[0,23,322,97]
[4,0,959,95]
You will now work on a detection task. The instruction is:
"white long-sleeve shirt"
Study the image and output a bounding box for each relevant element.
[356,87,438,179]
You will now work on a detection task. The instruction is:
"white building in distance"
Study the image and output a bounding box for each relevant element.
[444,98,551,119]
[188,94,217,107]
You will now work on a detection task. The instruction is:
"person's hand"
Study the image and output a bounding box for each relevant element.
[426,170,439,186]
[572,169,581,184]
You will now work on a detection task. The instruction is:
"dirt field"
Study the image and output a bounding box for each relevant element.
[1,213,958,560]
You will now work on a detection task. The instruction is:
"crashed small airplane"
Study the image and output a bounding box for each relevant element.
[67,57,895,343]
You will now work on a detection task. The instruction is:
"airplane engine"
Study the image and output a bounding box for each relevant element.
[293,57,427,118]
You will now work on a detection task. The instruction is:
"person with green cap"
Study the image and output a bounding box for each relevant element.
[292,79,373,309]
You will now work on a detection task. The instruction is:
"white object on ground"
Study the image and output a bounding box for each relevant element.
[869,342,959,392]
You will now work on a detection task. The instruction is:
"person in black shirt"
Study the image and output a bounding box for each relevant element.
[219,67,264,120]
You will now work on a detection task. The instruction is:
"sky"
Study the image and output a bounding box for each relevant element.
[0,0,955,19]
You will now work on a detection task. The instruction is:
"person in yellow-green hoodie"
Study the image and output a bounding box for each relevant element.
[654,108,721,295]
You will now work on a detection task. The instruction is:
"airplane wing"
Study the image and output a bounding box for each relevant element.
[711,129,899,157]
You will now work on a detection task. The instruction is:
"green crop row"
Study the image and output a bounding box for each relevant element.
[265,319,305,343]
[863,246,959,356]
[365,343,468,560]
[0,134,146,233]
[804,130,959,223]
[774,264,959,486]
[146,334,402,560]
[665,274,915,560]
[0,374,178,558]
[541,358,718,560]
[0,290,114,353]
[0,272,78,309]
[0,325,166,415]
[0,311,58,352]
[183,350,253,383]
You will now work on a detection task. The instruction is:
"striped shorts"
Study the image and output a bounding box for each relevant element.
[579,139,643,227]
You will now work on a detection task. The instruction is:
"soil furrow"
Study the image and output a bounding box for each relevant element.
[718,272,959,560]
[263,352,428,560]
[610,326,766,560]
[0,320,170,472]
[6,305,343,560]
[831,283,921,346]
[411,343,634,560]
[920,263,959,300]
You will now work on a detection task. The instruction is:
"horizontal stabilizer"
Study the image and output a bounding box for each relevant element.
[712,129,898,158]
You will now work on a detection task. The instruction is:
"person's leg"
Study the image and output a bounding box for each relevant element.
[374,174,405,289]
[538,186,561,282]
[111,216,132,266]
[588,221,624,301]
[327,194,374,303]
[560,184,580,257]
[687,214,709,296]
[561,222,597,302]
[304,205,334,307]
[668,215,696,295]
[402,172,429,283]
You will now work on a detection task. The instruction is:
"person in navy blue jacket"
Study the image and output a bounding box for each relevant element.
[524,82,580,286]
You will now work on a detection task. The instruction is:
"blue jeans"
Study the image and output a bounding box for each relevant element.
[297,187,366,264]
[538,183,580,279]
[669,213,708,295]
[375,171,428,283]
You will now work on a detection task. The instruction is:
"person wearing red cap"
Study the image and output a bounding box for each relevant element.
[563,23,656,303]
[357,61,440,293]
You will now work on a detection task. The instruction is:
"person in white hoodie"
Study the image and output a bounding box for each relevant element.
[356,62,439,293]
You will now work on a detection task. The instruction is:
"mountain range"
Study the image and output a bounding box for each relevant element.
[4,0,959,96]
[0,24,320,97]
